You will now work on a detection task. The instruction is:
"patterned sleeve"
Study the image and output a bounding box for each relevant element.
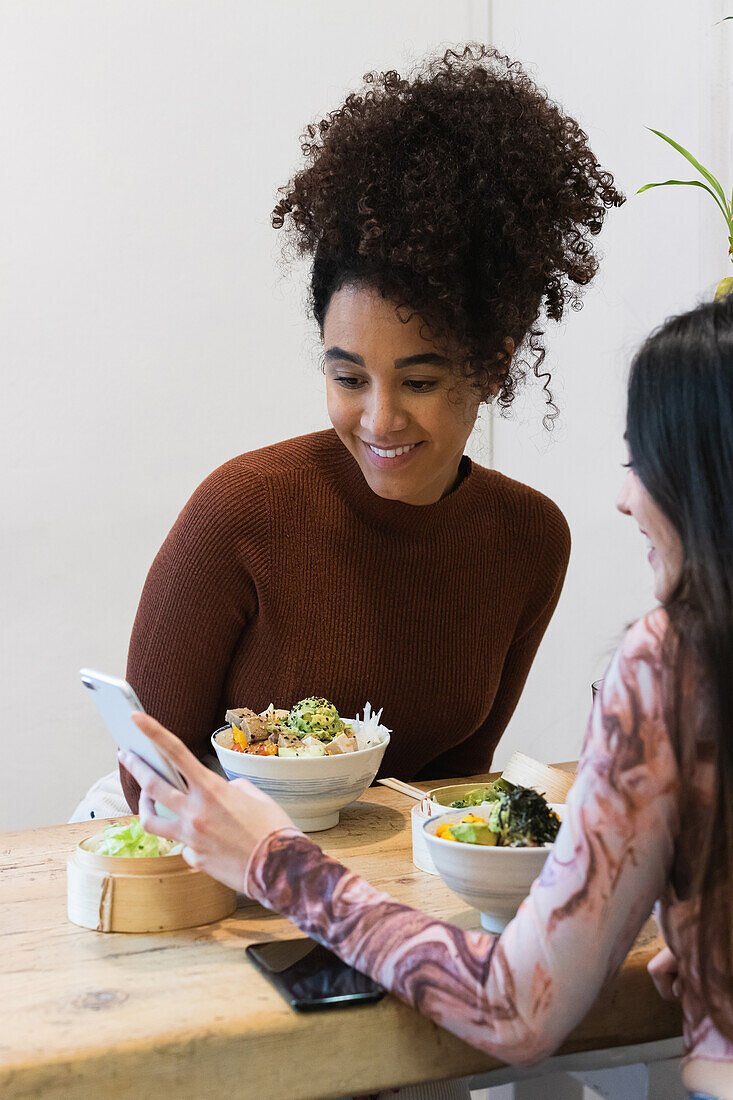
[245,610,680,1065]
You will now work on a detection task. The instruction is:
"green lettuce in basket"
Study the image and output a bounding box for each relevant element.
[97,818,180,858]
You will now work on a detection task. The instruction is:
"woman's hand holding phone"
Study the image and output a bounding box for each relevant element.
[121,713,295,892]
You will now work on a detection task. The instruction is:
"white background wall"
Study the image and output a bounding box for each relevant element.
[1,0,730,830]
[486,0,733,770]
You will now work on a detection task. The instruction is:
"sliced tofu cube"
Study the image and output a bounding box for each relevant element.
[278,732,303,751]
[259,704,290,721]
[327,732,358,755]
[225,707,269,743]
[302,742,327,757]
[258,703,288,738]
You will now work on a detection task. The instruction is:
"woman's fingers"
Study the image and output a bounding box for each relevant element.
[130,712,209,787]
[230,775,268,800]
[119,749,188,814]
[137,791,185,843]
[181,845,204,869]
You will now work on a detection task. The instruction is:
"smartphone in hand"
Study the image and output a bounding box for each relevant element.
[79,669,187,807]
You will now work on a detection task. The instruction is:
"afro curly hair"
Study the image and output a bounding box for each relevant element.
[272,44,624,423]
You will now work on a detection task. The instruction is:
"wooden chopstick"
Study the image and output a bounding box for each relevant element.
[377,777,426,801]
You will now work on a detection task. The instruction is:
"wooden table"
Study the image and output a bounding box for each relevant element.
[0,775,682,1100]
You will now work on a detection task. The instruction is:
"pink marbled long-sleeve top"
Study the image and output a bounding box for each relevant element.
[245,609,733,1067]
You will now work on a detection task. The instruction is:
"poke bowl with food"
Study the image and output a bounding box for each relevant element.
[211,698,390,831]
[424,783,564,932]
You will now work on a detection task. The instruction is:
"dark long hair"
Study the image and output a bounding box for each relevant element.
[626,294,733,1035]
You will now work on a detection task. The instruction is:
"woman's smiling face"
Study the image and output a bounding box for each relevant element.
[323,283,481,506]
[616,460,684,603]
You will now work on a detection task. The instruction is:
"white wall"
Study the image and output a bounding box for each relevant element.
[1,1,729,829]
[0,0,489,830]
[485,0,732,770]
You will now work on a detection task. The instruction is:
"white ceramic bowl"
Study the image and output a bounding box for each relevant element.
[426,781,503,809]
[211,726,390,832]
[423,807,561,932]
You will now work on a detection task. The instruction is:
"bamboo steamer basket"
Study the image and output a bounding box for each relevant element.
[67,833,237,933]
[500,751,575,804]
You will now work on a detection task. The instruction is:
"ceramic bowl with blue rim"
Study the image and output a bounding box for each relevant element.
[211,725,390,832]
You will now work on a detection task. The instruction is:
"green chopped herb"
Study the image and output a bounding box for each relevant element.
[488,786,561,847]
[449,778,515,809]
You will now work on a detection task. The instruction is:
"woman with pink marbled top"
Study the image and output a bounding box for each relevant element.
[121,296,733,1100]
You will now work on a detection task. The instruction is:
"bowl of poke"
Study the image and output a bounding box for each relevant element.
[423,781,563,932]
[211,697,390,831]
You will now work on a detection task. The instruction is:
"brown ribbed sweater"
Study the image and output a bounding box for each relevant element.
[121,430,570,812]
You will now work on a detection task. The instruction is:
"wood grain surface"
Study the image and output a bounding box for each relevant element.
[0,770,682,1099]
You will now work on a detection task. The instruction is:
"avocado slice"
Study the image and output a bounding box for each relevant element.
[449,822,499,846]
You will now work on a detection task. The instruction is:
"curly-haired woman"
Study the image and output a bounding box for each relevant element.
[126,294,733,1099]
[110,45,623,814]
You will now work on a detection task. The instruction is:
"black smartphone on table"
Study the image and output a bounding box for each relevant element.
[246,937,385,1012]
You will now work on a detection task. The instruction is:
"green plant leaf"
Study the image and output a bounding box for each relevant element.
[637,178,732,225]
[714,15,733,23]
[647,128,730,217]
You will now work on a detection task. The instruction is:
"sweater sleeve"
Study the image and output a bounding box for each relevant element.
[120,463,268,812]
[420,497,571,779]
[245,610,679,1065]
